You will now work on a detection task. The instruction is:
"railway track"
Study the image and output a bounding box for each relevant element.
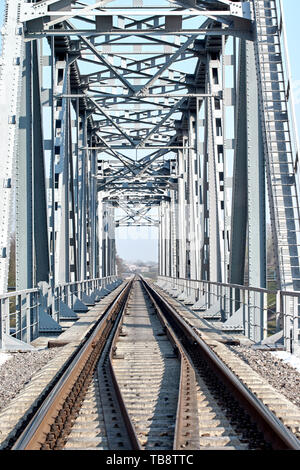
[9,277,300,451]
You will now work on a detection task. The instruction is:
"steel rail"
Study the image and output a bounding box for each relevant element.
[142,276,300,451]
[108,283,142,451]
[11,279,140,451]
[9,275,300,451]
[139,278,199,450]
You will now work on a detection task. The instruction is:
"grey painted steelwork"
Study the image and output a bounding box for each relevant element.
[0,1,25,294]
[0,0,299,351]
[0,275,119,350]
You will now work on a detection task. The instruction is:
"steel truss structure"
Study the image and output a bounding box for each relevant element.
[0,0,300,351]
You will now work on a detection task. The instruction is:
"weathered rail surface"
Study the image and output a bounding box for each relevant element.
[7,276,300,451]
[147,279,300,450]
[11,280,138,450]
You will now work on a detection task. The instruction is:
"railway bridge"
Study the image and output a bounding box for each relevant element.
[0,0,300,356]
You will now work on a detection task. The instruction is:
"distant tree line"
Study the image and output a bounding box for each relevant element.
[7,230,277,290]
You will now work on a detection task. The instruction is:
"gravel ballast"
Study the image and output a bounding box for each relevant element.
[0,349,57,413]
[0,344,299,434]
[229,345,300,409]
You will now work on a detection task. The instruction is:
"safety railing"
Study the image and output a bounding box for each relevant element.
[0,287,40,346]
[157,276,300,355]
[0,275,119,350]
[53,276,117,315]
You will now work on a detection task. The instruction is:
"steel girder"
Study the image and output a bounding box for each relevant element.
[1,0,300,353]
[0,2,24,294]
[0,0,265,292]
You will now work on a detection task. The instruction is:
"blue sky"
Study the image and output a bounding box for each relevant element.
[118,0,300,262]
[0,1,300,262]
[283,0,300,128]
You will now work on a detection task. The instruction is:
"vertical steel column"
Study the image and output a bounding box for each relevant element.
[0,0,24,294]
[89,147,98,279]
[97,193,104,277]
[196,98,204,282]
[55,58,71,284]
[86,141,91,278]
[103,202,108,278]
[246,38,266,342]
[100,200,115,278]
[73,98,80,280]
[78,113,88,281]
[159,200,166,277]
[170,190,177,279]
[68,107,77,283]
[107,203,116,277]
[205,54,223,283]
[16,40,33,290]
[158,202,162,276]
[246,40,266,292]
[49,36,56,290]
[222,35,233,286]
[17,39,49,289]
[165,199,171,277]
[32,40,50,285]
[177,148,187,278]
[230,40,248,286]
[183,132,190,278]
[201,104,209,282]
[230,38,266,342]
[188,111,200,280]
